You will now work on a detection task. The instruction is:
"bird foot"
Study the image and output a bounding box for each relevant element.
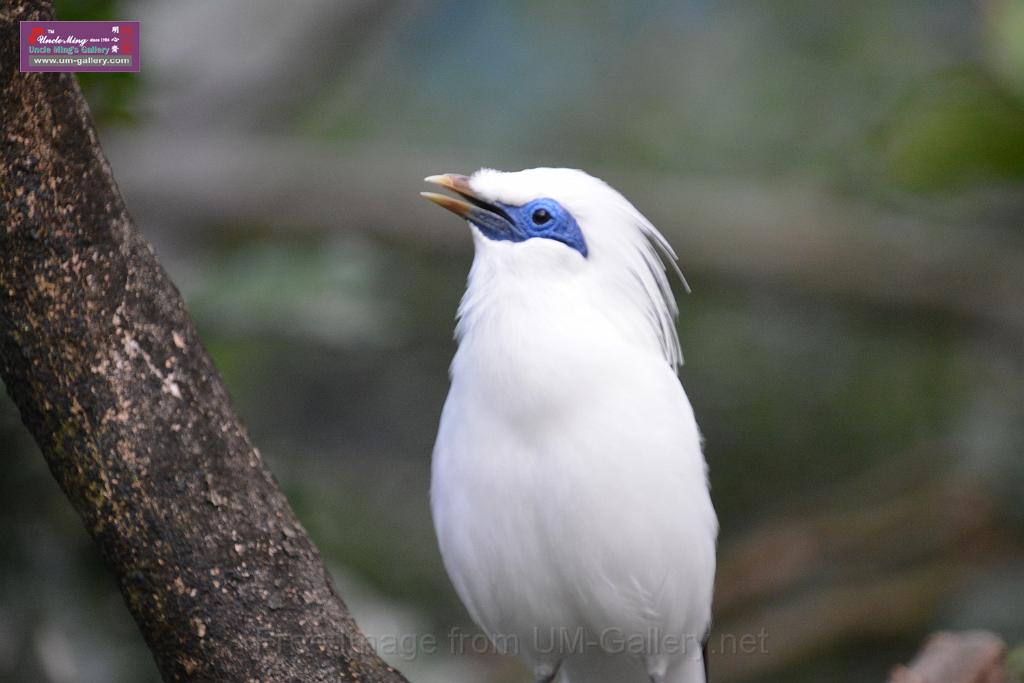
[534,660,562,683]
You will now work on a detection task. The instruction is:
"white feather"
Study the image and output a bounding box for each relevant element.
[432,168,717,683]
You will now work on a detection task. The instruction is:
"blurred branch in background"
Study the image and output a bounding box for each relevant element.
[139,0,413,131]
[712,463,1009,681]
[103,131,1024,339]
[889,631,1007,683]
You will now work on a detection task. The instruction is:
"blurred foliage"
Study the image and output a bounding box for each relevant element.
[683,287,966,527]
[878,71,1024,192]
[305,0,1024,199]
[53,0,116,19]
[985,0,1024,101]
[1009,643,1024,681]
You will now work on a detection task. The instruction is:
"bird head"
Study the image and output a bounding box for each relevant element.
[422,167,686,367]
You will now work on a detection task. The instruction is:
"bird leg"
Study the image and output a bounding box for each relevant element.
[534,660,562,683]
[647,655,669,683]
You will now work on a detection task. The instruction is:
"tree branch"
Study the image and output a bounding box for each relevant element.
[889,632,1008,683]
[0,3,408,681]
[101,131,1024,338]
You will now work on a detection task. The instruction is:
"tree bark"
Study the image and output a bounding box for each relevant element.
[0,3,408,681]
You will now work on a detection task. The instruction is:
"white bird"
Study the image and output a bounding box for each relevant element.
[422,168,717,683]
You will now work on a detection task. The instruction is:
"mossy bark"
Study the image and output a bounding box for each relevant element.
[0,3,408,681]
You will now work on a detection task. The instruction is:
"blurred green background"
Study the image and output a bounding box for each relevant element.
[3,0,1024,681]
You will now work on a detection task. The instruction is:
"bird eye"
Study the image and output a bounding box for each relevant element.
[531,208,552,225]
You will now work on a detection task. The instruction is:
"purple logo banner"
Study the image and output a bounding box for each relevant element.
[20,20,140,73]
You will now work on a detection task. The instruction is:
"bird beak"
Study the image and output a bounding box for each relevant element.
[421,174,477,220]
[421,174,518,238]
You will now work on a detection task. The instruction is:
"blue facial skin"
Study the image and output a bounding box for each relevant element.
[468,198,588,258]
